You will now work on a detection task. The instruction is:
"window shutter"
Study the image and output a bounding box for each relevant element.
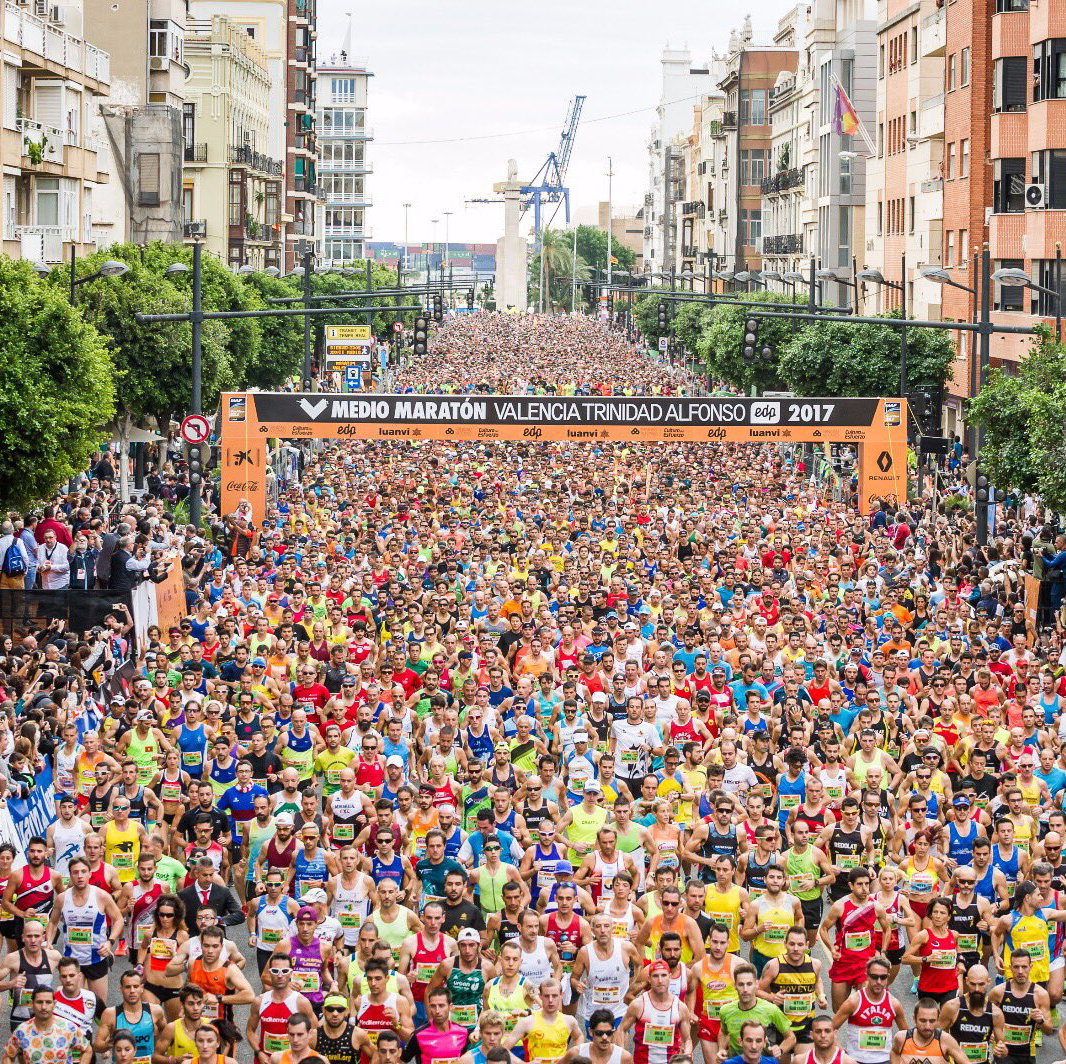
[138,153,161,206]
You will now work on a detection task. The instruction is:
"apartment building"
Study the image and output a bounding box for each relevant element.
[642,48,719,277]
[597,200,643,273]
[863,0,946,322]
[1,0,111,263]
[316,49,372,268]
[86,0,186,245]
[717,21,798,276]
[182,15,280,269]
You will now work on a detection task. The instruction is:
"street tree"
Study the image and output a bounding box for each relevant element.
[0,258,114,509]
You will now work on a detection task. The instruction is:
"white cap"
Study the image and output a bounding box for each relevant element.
[386,755,404,768]
[573,731,589,743]
[301,887,328,904]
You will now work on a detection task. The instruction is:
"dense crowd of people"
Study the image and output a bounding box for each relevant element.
[2,313,1066,1064]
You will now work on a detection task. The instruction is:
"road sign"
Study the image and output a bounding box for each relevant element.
[658,337,669,352]
[344,366,362,394]
[180,414,211,444]
[392,322,403,333]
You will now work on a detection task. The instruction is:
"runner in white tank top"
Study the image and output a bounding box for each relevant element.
[577,936,629,1021]
[519,935,553,991]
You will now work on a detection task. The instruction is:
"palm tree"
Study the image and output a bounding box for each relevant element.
[538,228,572,313]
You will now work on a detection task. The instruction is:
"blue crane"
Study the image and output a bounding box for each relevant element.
[521,94,586,243]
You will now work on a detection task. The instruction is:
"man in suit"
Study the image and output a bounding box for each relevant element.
[94,521,130,589]
[177,854,244,931]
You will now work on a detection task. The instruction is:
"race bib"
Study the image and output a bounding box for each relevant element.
[264,1035,290,1053]
[779,794,800,810]
[643,1025,673,1046]
[259,927,284,945]
[1003,1025,1030,1046]
[956,933,978,953]
[762,923,788,944]
[594,985,621,1004]
[858,1030,887,1051]
[334,823,354,841]
[327,768,343,787]
[203,997,222,1020]
[160,783,181,803]
[136,923,152,945]
[112,852,134,870]
[340,910,361,929]
[789,874,814,894]
[782,993,814,1017]
[182,752,202,768]
[909,878,933,895]
[415,962,439,983]
[151,938,175,959]
[960,1044,987,1062]
[451,1004,478,1027]
[621,750,638,764]
[291,970,320,994]
[837,855,860,871]
[929,949,957,970]
[67,926,92,945]
[1022,941,1044,958]
[844,931,871,952]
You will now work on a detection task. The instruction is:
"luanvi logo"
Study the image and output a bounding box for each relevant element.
[299,398,329,420]
[876,451,893,473]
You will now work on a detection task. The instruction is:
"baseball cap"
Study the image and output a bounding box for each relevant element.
[274,812,294,827]
[591,691,608,704]
[296,906,317,921]
[583,779,601,792]
[457,928,480,944]
[952,795,972,807]
[252,657,267,667]
[386,755,404,768]
[573,732,589,743]
[302,888,328,904]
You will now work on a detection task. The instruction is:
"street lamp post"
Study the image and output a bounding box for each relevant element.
[443,211,452,270]
[402,202,411,288]
[606,156,614,290]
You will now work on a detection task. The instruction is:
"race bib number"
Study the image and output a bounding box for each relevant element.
[203,997,222,1020]
[789,874,814,894]
[837,855,860,871]
[334,823,354,841]
[340,910,361,929]
[844,931,871,952]
[264,1035,290,1053]
[327,768,343,787]
[825,784,844,801]
[594,985,621,1004]
[960,1044,987,1062]
[762,923,788,944]
[909,878,933,895]
[151,938,175,959]
[160,783,181,803]
[929,949,957,970]
[182,752,202,768]
[67,926,92,945]
[643,1025,673,1046]
[782,993,814,1017]
[451,1004,478,1027]
[779,794,800,810]
[291,970,320,994]
[136,923,152,945]
[858,1030,887,1051]
[259,927,284,945]
[1022,941,1044,958]
[956,933,978,953]
[1003,1025,1030,1046]
[112,852,134,870]
[415,962,439,983]
[621,750,638,764]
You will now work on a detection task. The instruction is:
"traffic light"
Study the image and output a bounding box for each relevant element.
[908,384,943,437]
[743,317,774,362]
[187,445,203,488]
[413,316,429,356]
[657,302,668,331]
[433,294,443,322]
[467,288,474,309]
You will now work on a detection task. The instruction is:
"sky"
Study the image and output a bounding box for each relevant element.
[321,0,797,246]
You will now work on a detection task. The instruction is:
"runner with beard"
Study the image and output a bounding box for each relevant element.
[938,966,1003,1064]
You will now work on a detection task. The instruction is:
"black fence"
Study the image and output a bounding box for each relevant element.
[0,589,134,641]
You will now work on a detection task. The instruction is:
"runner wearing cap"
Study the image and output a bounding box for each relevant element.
[272,906,335,1016]
[426,928,492,1034]
[619,960,692,1064]
[557,783,608,866]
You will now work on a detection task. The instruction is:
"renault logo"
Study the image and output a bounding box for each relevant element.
[876,451,893,473]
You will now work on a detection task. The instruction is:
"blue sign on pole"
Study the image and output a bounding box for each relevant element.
[344,366,362,393]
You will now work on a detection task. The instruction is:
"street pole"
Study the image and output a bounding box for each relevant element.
[1056,243,1062,342]
[571,225,577,314]
[607,156,613,290]
[401,202,411,289]
[301,249,313,389]
[365,257,373,390]
[69,243,77,305]
[443,211,452,271]
[900,252,908,397]
[190,240,203,528]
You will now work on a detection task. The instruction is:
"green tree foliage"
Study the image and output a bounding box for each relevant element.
[672,301,712,354]
[631,291,668,344]
[969,327,1066,507]
[58,246,230,431]
[240,272,305,387]
[574,225,636,273]
[0,259,115,509]
[697,292,800,394]
[777,309,955,397]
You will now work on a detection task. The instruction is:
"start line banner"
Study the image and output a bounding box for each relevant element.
[230,392,903,442]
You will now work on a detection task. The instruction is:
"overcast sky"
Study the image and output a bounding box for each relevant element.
[322,1,796,246]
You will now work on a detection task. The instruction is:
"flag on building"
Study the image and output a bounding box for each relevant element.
[832,81,860,136]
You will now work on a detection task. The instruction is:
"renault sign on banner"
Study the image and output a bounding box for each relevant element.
[325,324,373,368]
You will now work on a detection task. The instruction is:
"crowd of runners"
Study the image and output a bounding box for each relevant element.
[1,313,1065,1064]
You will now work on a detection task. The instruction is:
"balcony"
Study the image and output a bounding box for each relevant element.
[709,119,725,138]
[722,111,737,129]
[183,142,206,163]
[759,168,803,195]
[15,224,76,262]
[763,233,803,255]
[681,245,699,259]
[921,8,946,57]
[319,124,373,140]
[4,3,110,85]
[920,93,945,139]
[325,191,372,207]
[17,117,68,164]
[682,201,705,217]
[229,144,283,176]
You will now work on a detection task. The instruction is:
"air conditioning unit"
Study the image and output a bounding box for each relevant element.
[1025,183,1047,209]
[149,56,166,69]
[186,220,206,237]
[49,5,62,21]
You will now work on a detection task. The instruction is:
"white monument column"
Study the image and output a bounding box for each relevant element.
[494,159,528,312]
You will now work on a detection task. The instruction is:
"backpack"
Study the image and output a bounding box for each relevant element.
[2,541,25,577]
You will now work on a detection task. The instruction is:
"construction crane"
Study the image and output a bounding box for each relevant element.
[465,94,586,245]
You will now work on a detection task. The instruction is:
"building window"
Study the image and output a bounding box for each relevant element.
[946,231,955,267]
[909,195,916,233]
[740,208,762,245]
[878,122,884,157]
[994,259,1026,311]
[1032,259,1066,316]
[993,157,1026,212]
[960,138,970,177]
[994,56,1029,112]
[947,142,956,178]
[910,25,918,63]
[961,47,971,86]
[740,149,767,185]
[960,229,969,262]
[948,54,956,90]
[138,153,160,207]
[149,20,167,58]
[879,43,885,78]
[182,103,195,149]
[995,0,1027,9]
[1031,149,1066,209]
[877,200,883,236]
[229,174,242,226]
[1033,39,1066,102]
[740,89,767,126]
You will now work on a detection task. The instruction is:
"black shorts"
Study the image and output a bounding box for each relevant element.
[799,897,823,930]
[145,981,181,1004]
[792,1021,814,1045]
[82,959,112,982]
[0,918,18,940]
[919,988,957,1005]
[257,948,275,974]
[885,947,904,965]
